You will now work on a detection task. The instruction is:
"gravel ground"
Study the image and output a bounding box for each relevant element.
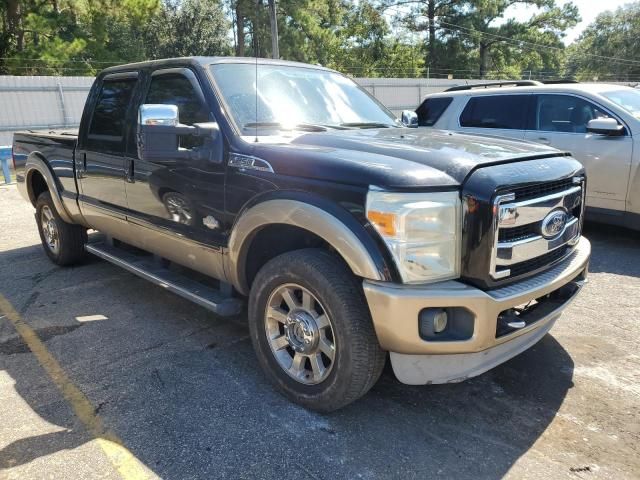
[0,183,638,480]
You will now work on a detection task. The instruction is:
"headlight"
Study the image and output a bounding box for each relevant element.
[366,190,461,283]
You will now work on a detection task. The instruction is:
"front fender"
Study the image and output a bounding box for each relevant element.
[225,198,390,295]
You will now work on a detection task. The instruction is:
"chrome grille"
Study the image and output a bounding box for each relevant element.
[490,177,585,280]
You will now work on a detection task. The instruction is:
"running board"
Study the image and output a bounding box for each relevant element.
[85,242,243,317]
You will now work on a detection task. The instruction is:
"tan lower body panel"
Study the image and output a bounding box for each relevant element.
[82,203,226,282]
[363,237,591,356]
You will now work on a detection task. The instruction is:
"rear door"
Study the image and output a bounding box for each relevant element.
[76,72,140,230]
[458,94,531,141]
[524,93,633,212]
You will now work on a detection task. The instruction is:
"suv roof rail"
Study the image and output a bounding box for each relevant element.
[540,79,579,84]
[444,80,543,92]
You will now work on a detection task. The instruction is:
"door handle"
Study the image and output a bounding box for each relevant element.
[76,152,86,179]
[125,159,135,183]
[537,137,551,145]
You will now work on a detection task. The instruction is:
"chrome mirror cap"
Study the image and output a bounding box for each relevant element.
[401,110,419,128]
[139,104,179,126]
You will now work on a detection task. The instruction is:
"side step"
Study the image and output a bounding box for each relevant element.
[85,242,243,317]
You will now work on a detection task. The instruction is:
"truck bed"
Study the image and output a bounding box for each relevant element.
[12,129,79,200]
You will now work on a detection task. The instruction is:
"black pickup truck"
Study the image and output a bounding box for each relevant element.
[13,57,590,411]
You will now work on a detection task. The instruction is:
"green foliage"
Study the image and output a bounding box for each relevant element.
[381,0,579,78]
[0,0,228,75]
[0,0,638,80]
[567,3,640,82]
[144,0,231,58]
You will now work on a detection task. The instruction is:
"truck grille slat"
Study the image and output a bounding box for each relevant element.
[509,178,575,202]
[490,177,585,282]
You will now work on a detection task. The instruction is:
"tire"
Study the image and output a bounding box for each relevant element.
[35,191,87,266]
[248,248,386,412]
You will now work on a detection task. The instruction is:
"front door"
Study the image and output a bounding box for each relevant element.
[124,67,227,279]
[524,94,633,212]
[76,72,139,233]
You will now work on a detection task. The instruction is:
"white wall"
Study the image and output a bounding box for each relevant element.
[0,76,94,145]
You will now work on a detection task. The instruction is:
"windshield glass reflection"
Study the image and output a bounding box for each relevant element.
[210,63,399,133]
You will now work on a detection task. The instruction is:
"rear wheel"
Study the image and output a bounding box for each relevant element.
[248,248,386,412]
[36,192,87,266]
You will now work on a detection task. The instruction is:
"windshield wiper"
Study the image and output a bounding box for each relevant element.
[339,122,396,129]
[243,122,329,132]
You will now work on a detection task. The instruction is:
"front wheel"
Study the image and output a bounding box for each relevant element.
[248,249,386,412]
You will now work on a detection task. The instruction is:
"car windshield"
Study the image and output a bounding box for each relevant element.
[209,63,399,133]
[601,89,640,118]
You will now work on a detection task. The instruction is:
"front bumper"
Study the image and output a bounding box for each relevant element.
[363,237,590,384]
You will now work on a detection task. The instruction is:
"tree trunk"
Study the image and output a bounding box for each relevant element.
[479,42,489,78]
[268,0,279,59]
[427,0,436,72]
[236,2,245,56]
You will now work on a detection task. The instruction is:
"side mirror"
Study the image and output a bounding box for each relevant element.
[586,118,624,136]
[137,104,222,162]
[401,110,419,128]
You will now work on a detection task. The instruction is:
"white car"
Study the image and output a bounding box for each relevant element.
[416,81,640,229]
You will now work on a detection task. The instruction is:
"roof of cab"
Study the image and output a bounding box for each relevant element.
[100,56,337,75]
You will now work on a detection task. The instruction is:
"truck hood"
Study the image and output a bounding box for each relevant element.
[249,128,567,188]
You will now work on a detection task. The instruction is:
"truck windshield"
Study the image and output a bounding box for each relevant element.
[209,63,400,133]
[601,89,640,119]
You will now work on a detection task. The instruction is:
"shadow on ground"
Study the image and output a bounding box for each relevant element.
[0,240,578,479]
[583,222,640,277]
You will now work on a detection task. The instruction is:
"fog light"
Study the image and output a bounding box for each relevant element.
[419,307,474,341]
[433,310,448,333]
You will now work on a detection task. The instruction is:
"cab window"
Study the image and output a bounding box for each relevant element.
[145,71,210,149]
[460,95,529,130]
[146,72,209,125]
[88,78,137,140]
[534,94,611,133]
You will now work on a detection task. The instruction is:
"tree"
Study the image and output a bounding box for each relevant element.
[380,0,578,78]
[567,3,640,82]
[144,0,231,59]
[0,0,161,75]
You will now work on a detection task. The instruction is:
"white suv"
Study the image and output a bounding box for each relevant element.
[416,81,640,229]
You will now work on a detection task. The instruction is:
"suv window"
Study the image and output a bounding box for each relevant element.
[416,97,452,126]
[88,78,137,138]
[534,94,611,133]
[146,73,209,126]
[460,95,529,130]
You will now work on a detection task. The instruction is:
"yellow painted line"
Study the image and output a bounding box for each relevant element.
[0,294,153,479]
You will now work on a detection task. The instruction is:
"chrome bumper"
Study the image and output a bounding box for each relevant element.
[363,237,590,357]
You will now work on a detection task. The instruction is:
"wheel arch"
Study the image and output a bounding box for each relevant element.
[226,195,394,295]
[24,153,74,223]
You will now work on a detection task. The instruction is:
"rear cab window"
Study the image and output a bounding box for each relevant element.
[460,95,530,130]
[86,73,139,152]
[416,97,452,126]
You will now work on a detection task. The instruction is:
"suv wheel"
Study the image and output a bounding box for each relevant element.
[36,192,87,266]
[248,249,386,412]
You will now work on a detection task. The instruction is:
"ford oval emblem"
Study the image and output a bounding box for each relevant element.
[541,210,567,239]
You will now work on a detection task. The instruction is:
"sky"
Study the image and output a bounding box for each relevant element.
[507,0,632,44]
